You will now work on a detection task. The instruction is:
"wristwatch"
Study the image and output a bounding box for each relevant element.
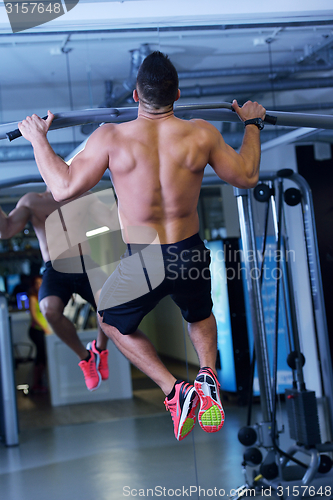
[244,118,264,130]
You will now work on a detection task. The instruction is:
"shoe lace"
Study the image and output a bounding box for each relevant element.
[81,355,97,378]
[164,400,178,429]
[89,361,96,376]
[164,399,178,427]
[99,350,108,367]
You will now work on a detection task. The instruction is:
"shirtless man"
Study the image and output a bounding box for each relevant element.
[0,187,110,391]
[18,51,265,441]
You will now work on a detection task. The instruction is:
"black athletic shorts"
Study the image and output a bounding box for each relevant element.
[98,233,213,335]
[39,259,97,309]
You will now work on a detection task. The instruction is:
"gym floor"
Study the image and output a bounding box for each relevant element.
[0,360,310,500]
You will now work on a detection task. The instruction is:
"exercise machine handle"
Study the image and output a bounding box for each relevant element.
[6,115,48,142]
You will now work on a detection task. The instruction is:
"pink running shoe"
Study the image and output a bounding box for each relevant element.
[164,381,199,441]
[87,340,109,380]
[78,348,101,391]
[194,367,225,433]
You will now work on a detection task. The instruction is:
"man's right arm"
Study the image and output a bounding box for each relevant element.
[0,197,31,239]
[203,99,266,189]
[18,111,110,202]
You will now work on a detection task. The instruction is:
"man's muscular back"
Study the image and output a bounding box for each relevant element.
[18,103,263,246]
[105,115,216,244]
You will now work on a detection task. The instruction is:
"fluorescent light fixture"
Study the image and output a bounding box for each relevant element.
[86,226,109,238]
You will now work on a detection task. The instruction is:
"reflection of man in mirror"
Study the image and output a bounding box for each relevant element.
[0,186,117,391]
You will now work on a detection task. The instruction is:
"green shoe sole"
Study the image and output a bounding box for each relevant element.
[181,418,195,437]
[201,406,222,427]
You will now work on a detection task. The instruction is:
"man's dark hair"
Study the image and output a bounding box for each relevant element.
[136,51,179,108]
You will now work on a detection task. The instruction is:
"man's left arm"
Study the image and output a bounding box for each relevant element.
[18,111,110,201]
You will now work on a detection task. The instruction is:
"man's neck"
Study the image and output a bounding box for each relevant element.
[137,101,174,120]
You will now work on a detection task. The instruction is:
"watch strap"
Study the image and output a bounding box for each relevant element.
[244,118,264,130]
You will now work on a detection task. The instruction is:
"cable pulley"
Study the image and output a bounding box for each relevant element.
[253,183,272,203]
[284,188,302,206]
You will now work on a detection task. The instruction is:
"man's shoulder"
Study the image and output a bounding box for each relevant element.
[188,117,215,130]
[97,122,119,136]
[184,118,219,144]
[17,191,39,208]
[17,191,54,215]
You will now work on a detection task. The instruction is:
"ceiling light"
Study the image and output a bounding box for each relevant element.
[86,226,110,238]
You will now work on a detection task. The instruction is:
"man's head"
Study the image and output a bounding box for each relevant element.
[135,51,179,109]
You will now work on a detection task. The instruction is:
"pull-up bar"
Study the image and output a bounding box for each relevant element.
[1,102,333,142]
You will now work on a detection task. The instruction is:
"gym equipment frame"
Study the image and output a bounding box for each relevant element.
[234,171,333,499]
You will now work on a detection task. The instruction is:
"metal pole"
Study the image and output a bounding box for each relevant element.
[0,173,111,190]
[0,294,19,446]
[1,102,333,141]
[234,188,273,422]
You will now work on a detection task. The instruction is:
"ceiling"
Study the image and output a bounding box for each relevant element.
[0,0,332,203]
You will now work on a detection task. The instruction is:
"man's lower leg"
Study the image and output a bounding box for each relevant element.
[188,313,225,433]
[48,314,89,360]
[96,321,108,351]
[187,313,218,372]
[99,319,176,396]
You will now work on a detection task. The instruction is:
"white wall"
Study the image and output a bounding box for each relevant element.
[261,143,298,173]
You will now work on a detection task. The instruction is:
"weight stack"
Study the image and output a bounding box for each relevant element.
[285,388,321,446]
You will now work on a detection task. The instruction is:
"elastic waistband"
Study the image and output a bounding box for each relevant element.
[127,233,203,256]
[160,233,203,254]
[44,255,92,272]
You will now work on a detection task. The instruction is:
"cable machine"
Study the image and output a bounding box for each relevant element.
[232,170,333,498]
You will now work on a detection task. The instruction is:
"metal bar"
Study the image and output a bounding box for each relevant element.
[178,64,333,80]
[0,173,111,190]
[179,77,333,100]
[0,176,44,189]
[234,188,273,422]
[0,295,19,447]
[1,102,333,141]
[177,105,333,129]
